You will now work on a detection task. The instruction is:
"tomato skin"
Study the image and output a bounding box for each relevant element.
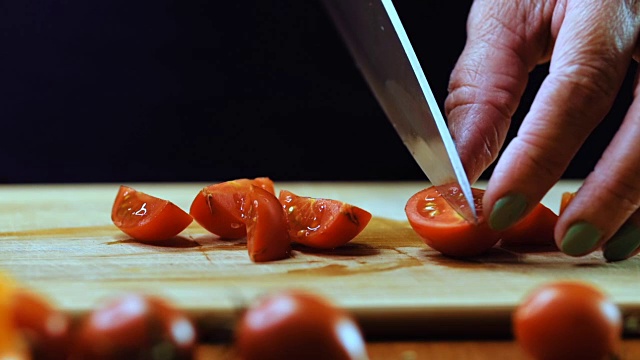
[12,290,72,360]
[405,186,501,257]
[71,293,197,360]
[513,281,622,360]
[234,290,369,360]
[278,190,372,249]
[500,202,558,247]
[244,186,292,262]
[111,185,193,242]
[189,178,275,239]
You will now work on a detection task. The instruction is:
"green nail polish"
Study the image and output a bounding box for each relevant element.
[561,222,602,256]
[603,223,640,262]
[489,193,528,231]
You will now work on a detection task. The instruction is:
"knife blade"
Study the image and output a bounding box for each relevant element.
[322,0,478,223]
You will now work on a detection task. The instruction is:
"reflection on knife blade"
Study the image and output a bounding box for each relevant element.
[321,0,477,223]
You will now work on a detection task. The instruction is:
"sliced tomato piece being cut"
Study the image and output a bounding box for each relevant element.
[244,186,291,262]
[189,177,275,239]
[278,189,372,249]
[111,185,193,241]
[499,202,559,247]
[405,185,501,258]
[559,191,577,215]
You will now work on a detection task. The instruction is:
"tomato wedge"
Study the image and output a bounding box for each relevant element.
[499,202,558,247]
[189,177,275,239]
[405,185,501,258]
[278,190,372,249]
[244,186,292,262]
[111,185,193,241]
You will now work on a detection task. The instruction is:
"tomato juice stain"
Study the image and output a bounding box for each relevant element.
[286,258,422,277]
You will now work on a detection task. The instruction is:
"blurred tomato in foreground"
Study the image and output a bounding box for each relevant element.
[71,293,197,360]
[513,281,622,360]
[234,290,369,360]
[12,289,72,360]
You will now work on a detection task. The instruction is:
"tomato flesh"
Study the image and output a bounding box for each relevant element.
[405,186,501,257]
[111,185,193,241]
[244,186,292,262]
[278,190,372,249]
[559,191,576,215]
[234,290,369,360]
[513,281,622,360]
[189,177,275,239]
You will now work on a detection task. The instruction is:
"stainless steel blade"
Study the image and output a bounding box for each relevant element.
[322,0,477,223]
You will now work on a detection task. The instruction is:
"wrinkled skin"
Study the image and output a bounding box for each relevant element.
[446,0,640,261]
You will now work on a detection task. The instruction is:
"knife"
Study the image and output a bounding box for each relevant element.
[322,0,478,223]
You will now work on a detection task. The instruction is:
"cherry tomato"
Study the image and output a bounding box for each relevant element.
[513,281,622,360]
[0,277,29,359]
[244,186,292,262]
[189,177,275,239]
[71,293,197,360]
[405,185,501,257]
[234,290,369,360]
[499,202,558,247]
[278,190,372,249]
[12,289,72,360]
[111,185,193,242]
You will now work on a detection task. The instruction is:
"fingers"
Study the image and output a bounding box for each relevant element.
[445,0,554,183]
[557,71,640,259]
[483,0,640,234]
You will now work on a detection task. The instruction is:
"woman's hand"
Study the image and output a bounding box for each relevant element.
[445,0,640,261]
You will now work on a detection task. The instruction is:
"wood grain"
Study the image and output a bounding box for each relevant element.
[2,180,639,340]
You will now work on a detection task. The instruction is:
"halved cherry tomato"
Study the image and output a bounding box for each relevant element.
[71,293,197,360]
[499,202,558,247]
[12,289,72,360]
[560,191,577,215]
[111,185,193,241]
[189,177,275,239]
[405,185,501,257]
[278,190,372,249]
[234,290,369,360]
[513,281,622,360]
[244,186,291,262]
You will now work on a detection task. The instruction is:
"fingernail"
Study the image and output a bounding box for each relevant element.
[561,221,602,256]
[603,222,640,262]
[488,193,528,231]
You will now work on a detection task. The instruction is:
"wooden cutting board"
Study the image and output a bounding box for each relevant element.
[1,180,639,339]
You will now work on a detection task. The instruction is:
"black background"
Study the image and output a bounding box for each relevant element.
[1,1,633,184]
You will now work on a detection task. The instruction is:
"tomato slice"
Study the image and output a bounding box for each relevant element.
[278,190,372,249]
[244,186,292,262]
[111,185,193,242]
[405,185,501,258]
[189,177,275,239]
[499,202,558,247]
